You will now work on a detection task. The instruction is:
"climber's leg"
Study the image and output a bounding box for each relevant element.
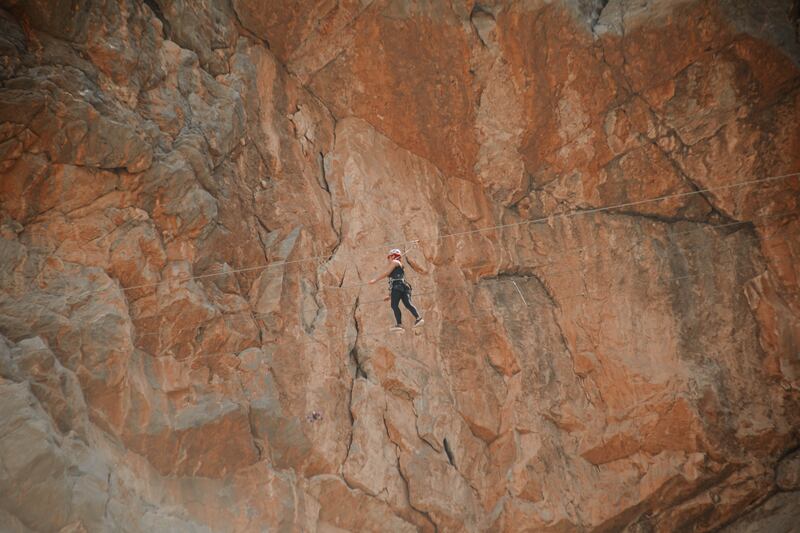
[400,290,420,320]
[390,289,403,327]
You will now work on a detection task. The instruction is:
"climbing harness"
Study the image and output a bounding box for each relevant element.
[387,261,412,293]
[388,278,412,292]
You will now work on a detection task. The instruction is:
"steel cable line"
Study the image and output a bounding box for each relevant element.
[125,211,798,337]
[436,171,799,241]
[49,171,800,301]
[151,245,780,364]
[490,228,783,289]
[324,209,798,290]
[136,229,783,346]
[38,206,792,339]
[134,227,778,339]
[141,230,790,359]
[131,211,797,337]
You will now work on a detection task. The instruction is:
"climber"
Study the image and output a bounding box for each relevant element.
[369,248,424,331]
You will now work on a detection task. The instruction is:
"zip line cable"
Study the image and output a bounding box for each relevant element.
[324,209,798,290]
[142,230,789,358]
[84,206,798,337]
[46,171,800,302]
[131,211,796,341]
[152,246,778,363]
[435,171,799,241]
[135,229,784,347]
[19,205,795,354]
[12,173,797,357]
[132,206,798,317]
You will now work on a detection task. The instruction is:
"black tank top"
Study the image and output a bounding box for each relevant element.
[389,264,404,280]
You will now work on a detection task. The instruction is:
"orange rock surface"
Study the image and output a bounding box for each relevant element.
[0,0,798,531]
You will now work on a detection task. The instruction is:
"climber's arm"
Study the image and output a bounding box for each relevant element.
[404,254,428,275]
[369,260,401,284]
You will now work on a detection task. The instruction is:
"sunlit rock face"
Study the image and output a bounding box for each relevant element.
[0,0,798,531]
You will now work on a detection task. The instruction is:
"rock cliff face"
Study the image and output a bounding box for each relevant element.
[1,0,799,531]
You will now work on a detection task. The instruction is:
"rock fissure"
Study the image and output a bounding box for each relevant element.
[228,6,270,50]
[590,0,611,33]
[644,124,736,223]
[246,402,264,461]
[382,411,440,533]
[442,437,456,468]
[103,470,113,520]
[342,299,361,479]
[611,208,715,226]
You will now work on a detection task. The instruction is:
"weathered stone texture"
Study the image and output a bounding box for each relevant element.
[0,0,798,531]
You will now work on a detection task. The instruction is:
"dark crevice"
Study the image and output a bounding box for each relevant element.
[351,346,367,379]
[350,297,361,350]
[776,443,800,463]
[317,152,330,193]
[318,149,342,262]
[246,403,264,461]
[589,0,610,33]
[253,216,272,266]
[469,5,495,48]
[346,297,366,458]
[526,274,573,353]
[658,151,737,224]
[344,391,356,476]
[388,431,439,532]
[226,0,270,49]
[505,172,534,211]
[443,438,456,468]
[342,300,360,490]
[599,463,740,532]
[379,409,439,531]
[349,307,367,381]
[306,48,348,82]
[469,4,491,17]
[103,470,113,520]
[706,488,778,533]
[610,208,718,226]
[142,0,171,38]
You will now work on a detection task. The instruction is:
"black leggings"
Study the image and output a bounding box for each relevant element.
[390,289,419,324]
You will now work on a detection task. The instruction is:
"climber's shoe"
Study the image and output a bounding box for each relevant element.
[413,318,424,328]
[390,324,404,332]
